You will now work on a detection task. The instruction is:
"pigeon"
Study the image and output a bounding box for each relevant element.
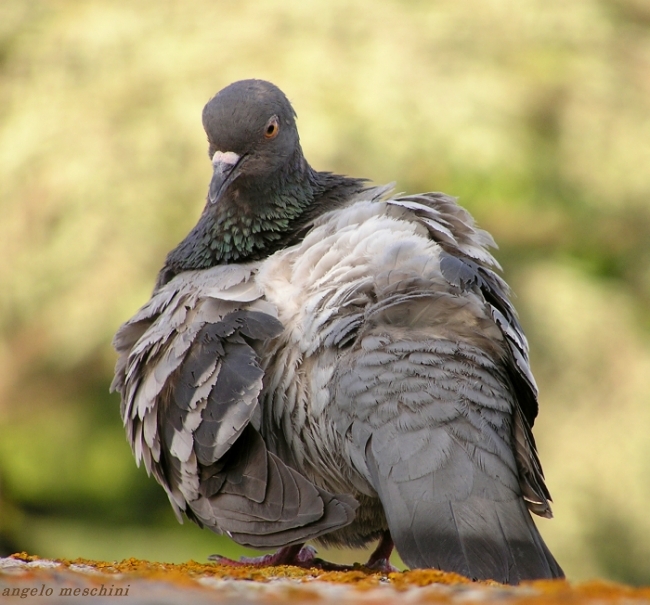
[111,79,564,583]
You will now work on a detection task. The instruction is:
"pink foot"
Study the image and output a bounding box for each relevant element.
[365,530,399,573]
[208,544,350,571]
[209,531,399,573]
[366,557,399,573]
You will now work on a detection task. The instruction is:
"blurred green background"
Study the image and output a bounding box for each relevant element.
[1,0,650,585]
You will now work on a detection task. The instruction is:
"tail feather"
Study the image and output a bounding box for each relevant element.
[388,492,563,583]
[493,499,564,581]
[367,443,563,584]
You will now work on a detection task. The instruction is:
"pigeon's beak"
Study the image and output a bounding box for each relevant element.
[208,151,244,205]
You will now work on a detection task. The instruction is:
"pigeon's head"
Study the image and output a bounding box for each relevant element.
[158,79,364,281]
[202,79,301,206]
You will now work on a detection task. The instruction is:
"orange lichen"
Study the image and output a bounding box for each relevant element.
[51,556,389,584]
[575,580,650,601]
[388,569,473,589]
[6,552,650,603]
[5,552,474,588]
[9,552,41,563]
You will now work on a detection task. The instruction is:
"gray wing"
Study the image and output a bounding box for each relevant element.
[336,193,561,582]
[112,265,356,548]
[389,193,552,517]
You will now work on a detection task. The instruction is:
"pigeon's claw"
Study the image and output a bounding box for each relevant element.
[209,532,399,573]
[365,530,398,573]
[209,544,325,569]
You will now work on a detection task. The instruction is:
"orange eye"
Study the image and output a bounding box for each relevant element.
[264,117,280,139]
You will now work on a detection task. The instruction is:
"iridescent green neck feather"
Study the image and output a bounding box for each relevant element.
[157,159,364,288]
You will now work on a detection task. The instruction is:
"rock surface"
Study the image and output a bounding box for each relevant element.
[2,553,649,604]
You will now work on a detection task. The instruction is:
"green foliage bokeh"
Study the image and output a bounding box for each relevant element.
[1,0,650,584]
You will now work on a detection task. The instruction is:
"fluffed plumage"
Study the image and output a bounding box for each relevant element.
[112,79,563,583]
